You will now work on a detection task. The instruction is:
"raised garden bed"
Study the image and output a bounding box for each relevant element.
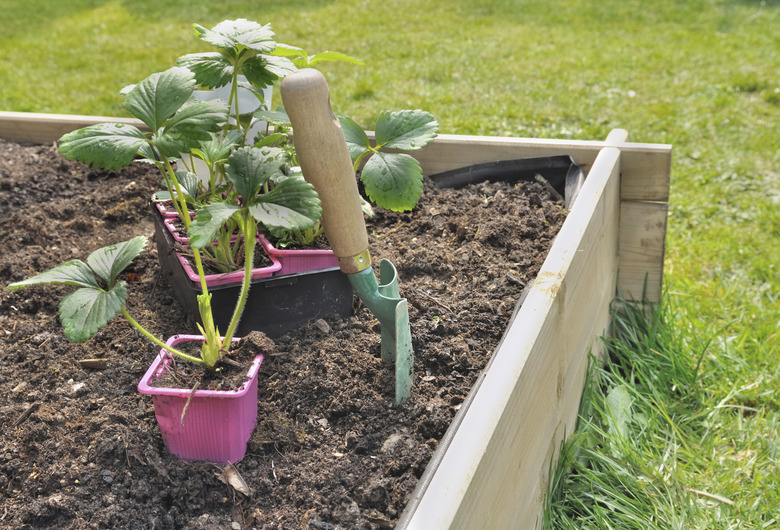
[0,111,670,528]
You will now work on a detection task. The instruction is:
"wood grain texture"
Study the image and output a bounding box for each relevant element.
[0,111,148,144]
[409,132,670,203]
[280,70,370,272]
[617,200,669,303]
[401,146,621,529]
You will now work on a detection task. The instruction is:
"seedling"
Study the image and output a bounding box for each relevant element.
[176,18,295,148]
[15,17,434,370]
[339,110,439,212]
[171,19,361,256]
[8,146,320,368]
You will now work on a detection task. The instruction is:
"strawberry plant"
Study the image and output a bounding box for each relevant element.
[339,110,439,212]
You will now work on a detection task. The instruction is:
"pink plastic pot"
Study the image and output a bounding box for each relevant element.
[162,218,188,244]
[137,335,263,465]
[160,218,283,285]
[153,200,180,219]
[161,216,336,279]
[175,233,283,286]
[263,239,339,275]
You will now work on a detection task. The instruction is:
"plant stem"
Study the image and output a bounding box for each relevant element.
[229,71,248,146]
[163,156,191,230]
[353,149,374,174]
[222,213,257,344]
[120,307,205,364]
[191,246,211,298]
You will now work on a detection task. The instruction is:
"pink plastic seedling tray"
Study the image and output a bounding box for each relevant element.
[165,224,283,286]
[264,243,339,275]
[163,217,336,279]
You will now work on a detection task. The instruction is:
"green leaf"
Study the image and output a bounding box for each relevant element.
[176,52,234,89]
[606,384,635,440]
[178,52,293,92]
[151,190,173,202]
[254,132,287,148]
[58,123,148,170]
[151,171,198,204]
[7,260,100,291]
[236,79,268,103]
[249,177,322,231]
[225,146,286,201]
[361,152,423,212]
[151,99,228,158]
[136,142,159,162]
[163,99,228,139]
[122,67,196,131]
[338,116,372,160]
[175,170,201,199]
[254,108,290,125]
[188,203,241,249]
[270,44,305,59]
[191,130,243,165]
[270,45,363,69]
[308,51,364,67]
[374,110,439,151]
[86,236,147,287]
[242,55,295,89]
[8,239,145,343]
[59,283,128,342]
[194,19,276,55]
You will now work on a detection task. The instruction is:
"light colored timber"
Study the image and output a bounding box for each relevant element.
[0,112,671,203]
[617,200,669,302]
[0,111,149,144]
[399,143,622,529]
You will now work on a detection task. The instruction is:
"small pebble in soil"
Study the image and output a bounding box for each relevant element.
[314,318,331,333]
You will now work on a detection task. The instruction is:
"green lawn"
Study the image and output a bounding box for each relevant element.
[2,0,778,526]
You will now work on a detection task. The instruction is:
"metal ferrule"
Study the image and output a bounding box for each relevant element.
[338,249,372,275]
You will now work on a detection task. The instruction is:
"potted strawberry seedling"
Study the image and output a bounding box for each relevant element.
[142,20,364,332]
[56,53,350,336]
[165,19,361,212]
[7,143,320,464]
[171,19,364,275]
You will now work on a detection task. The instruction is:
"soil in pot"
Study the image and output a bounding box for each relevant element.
[0,138,566,529]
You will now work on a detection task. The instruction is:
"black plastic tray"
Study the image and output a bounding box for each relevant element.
[151,207,353,338]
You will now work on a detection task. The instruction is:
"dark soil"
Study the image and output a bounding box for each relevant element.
[0,138,566,529]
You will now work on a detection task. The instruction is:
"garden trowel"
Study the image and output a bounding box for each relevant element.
[280,69,413,404]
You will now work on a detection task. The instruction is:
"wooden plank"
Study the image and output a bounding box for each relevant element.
[0,111,670,203]
[618,146,672,202]
[401,146,621,529]
[617,200,668,303]
[0,111,147,144]
[411,133,671,203]
[606,128,667,304]
[413,133,605,173]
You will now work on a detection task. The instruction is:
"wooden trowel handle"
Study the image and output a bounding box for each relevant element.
[280,69,371,274]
